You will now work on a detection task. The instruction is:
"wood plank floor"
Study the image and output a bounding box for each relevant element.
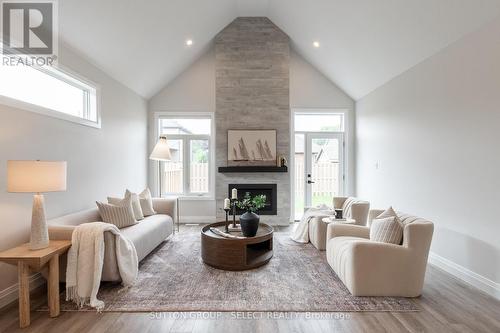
[1,226,499,333]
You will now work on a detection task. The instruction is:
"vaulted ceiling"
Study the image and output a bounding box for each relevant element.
[59,0,500,100]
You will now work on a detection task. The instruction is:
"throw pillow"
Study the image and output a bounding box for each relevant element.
[370,216,403,244]
[97,195,137,228]
[375,206,399,220]
[138,188,156,216]
[125,190,145,220]
[108,191,144,221]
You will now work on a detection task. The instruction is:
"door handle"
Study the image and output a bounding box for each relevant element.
[307,180,315,184]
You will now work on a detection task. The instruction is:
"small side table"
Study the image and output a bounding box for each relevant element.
[322,217,356,224]
[0,240,71,328]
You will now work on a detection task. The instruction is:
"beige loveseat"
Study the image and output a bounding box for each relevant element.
[309,197,370,250]
[47,198,177,282]
[326,210,434,297]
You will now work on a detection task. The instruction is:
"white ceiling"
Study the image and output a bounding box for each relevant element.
[59,0,500,100]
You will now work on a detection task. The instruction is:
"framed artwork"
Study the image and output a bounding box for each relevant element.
[227,130,277,166]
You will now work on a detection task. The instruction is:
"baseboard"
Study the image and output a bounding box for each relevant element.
[429,252,500,301]
[0,273,46,309]
[179,216,217,224]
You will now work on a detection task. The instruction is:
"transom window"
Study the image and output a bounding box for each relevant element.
[0,64,99,127]
[157,114,214,198]
[294,113,343,132]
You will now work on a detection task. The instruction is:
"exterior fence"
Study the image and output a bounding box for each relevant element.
[162,162,208,194]
[295,155,340,199]
[190,162,209,192]
[162,158,338,199]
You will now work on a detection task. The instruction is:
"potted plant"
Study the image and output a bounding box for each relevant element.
[236,192,267,237]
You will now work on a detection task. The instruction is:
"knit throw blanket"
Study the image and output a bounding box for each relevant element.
[291,205,334,243]
[66,222,138,310]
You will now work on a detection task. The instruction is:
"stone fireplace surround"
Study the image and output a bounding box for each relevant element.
[215,17,291,225]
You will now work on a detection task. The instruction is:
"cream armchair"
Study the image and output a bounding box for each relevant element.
[309,197,370,250]
[325,211,434,297]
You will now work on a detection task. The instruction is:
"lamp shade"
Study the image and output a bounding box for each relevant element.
[149,135,172,161]
[7,160,67,193]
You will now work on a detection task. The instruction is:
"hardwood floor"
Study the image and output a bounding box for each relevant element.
[1,226,499,333]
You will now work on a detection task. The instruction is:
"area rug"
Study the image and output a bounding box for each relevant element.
[46,229,418,312]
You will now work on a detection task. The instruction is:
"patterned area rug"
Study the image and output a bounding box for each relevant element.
[48,230,418,312]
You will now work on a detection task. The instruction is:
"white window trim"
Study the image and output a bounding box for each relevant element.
[0,64,101,129]
[153,111,215,200]
[290,108,351,222]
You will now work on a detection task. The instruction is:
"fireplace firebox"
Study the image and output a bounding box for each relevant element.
[228,184,277,215]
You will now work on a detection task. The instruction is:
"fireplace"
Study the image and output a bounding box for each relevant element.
[228,184,277,215]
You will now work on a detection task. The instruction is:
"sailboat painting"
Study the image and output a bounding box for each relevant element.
[228,130,277,166]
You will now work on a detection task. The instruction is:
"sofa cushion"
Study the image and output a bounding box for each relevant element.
[120,214,172,261]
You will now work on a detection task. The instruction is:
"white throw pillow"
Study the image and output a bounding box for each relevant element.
[125,190,145,220]
[97,195,137,228]
[370,216,403,245]
[138,188,156,216]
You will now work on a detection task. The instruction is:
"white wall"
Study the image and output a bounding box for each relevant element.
[356,17,500,295]
[290,51,356,196]
[0,45,148,298]
[148,46,355,221]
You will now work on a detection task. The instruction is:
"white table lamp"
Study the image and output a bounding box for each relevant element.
[150,135,171,197]
[7,160,67,250]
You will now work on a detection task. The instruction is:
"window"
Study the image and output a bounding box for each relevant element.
[0,64,99,127]
[294,113,343,132]
[157,114,213,198]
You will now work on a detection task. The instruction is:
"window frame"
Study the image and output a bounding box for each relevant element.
[0,64,101,128]
[153,111,215,200]
[293,112,345,132]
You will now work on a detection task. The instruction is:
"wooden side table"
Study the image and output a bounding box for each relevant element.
[0,240,71,328]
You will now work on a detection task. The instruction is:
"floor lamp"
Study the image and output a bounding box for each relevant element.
[149,135,172,198]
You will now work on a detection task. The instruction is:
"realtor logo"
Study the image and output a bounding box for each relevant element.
[1,0,57,65]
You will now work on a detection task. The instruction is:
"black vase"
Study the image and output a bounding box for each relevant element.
[240,211,260,237]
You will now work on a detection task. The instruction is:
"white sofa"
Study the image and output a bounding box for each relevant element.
[47,197,176,281]
[326,210,434,297]
[309,196,370,250]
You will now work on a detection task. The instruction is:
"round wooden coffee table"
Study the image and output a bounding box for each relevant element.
[201,221,274,271]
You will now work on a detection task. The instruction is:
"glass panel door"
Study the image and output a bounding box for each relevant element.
[305,133,344,209]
